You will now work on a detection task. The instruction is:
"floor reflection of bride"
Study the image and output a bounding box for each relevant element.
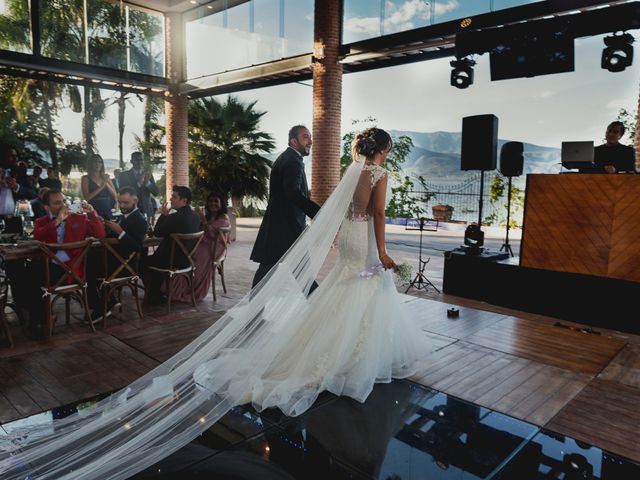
[0,128,434,480]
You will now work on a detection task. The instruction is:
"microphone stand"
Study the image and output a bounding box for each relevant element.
[499,175,514,257]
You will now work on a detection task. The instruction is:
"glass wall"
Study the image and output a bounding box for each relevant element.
[8,1,165,76]
[185,0,314,80]
[343,0,541,44]
[0,0,32,53]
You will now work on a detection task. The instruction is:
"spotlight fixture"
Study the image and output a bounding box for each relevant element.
[450,57,476,89]
[601,33,634,72]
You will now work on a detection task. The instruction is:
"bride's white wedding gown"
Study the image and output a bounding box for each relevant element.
[194,163,430,416]
[0,161,432,480]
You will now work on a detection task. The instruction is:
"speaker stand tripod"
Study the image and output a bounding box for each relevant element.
[499,175,515,257]
[405,218,440,294]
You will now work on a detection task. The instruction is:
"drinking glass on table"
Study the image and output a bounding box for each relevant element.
[23,219,34,236]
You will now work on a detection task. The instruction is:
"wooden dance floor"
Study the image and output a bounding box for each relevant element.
[1,293,639,464]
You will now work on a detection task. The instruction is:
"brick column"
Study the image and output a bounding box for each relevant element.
[164,12,189,199]
[311,0,342,205]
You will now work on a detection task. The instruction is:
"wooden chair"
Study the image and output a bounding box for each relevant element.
[98,238,144,328]
[0,289,12,347]
[146,231,204,313]
[37,239,94,339]
[211,226,231,302]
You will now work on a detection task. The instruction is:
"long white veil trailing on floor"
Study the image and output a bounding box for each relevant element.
[0,159,365,480]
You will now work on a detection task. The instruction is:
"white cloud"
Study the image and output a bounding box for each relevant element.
[433,0,460,16]
[345,0,438,35]
[344,16,381,35]
[540,91,554,98]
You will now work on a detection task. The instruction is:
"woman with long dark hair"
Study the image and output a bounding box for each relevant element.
[163,192,231,302]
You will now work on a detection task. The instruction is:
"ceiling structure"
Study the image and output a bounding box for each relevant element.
[0,0,636,98]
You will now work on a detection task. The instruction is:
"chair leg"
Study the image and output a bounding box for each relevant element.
[81,289,96,333]
[132,279,144,321]
[65,297,71,325]
[102,287,110,330]
[166,275,172,314]
[211,264,217,302]
[44,297,53,340]
[0,308,13,347]
[190,272,196,307]
[219,262,227,294]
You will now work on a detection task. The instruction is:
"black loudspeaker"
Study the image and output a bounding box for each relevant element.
[461,114,498,171]
[500,141,524,177]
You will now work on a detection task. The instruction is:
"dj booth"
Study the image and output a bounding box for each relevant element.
[443,173,640,334]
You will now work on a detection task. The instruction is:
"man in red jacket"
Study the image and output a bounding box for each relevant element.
[34,189,106,278]
[15,189,106,336]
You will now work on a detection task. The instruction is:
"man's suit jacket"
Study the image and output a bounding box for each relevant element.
[111,209,148,256]
[30,197,47,219]
[118,169,159,218]
[151,206,201,268]
[14,172,36,200]
[34,211,106,280]
[250,147,320,265]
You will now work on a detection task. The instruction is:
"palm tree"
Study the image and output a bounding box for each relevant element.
[188,96,275,208]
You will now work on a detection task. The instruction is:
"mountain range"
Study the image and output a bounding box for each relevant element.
[388,130,561,179]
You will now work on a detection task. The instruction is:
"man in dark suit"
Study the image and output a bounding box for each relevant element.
[118,152,159,223]
[104,187,149,256]
[145,185,201,302]
[89,186,150,316]
[250,125,321,287]
[594,121,636,173]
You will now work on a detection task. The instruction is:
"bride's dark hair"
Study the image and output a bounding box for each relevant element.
[352,127,392,160]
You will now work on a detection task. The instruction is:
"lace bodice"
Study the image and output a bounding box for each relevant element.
[346,164,388,222]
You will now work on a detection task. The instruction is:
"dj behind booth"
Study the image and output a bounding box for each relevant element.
[444,116,640,334]
[562,121,636,174]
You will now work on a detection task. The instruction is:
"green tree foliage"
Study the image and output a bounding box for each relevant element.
[341,118,434,219]
[616,108,637,143]
[134,95,165,167]
[340,117,411,181]
[483,174,524,227]
[188,96,275,208]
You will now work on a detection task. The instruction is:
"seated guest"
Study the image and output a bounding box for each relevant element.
[92,187,149,316]
[14,190,106,336]
[162,193,231,303]
[30,187,50,219]
[34,189,106,281]
[104,187,149,257]
[594,121,636,173]
[145,185,201,303]
[0,144,37,218]
[40,167,62,190]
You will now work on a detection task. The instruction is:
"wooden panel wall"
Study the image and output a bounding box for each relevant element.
[521,174,640,282]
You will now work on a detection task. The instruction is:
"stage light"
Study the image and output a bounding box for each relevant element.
[601,33,634,72]
[463,224,484,254]
[450,57,476,89]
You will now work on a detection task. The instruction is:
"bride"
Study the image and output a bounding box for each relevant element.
[0,128,432,479]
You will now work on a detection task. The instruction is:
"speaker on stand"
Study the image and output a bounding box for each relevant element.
[498,141,524,257]
[461,114,498,254]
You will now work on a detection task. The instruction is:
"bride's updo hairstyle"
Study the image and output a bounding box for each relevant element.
[351,127,392,161]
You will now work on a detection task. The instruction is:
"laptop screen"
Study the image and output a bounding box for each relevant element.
[561,141,594,170]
